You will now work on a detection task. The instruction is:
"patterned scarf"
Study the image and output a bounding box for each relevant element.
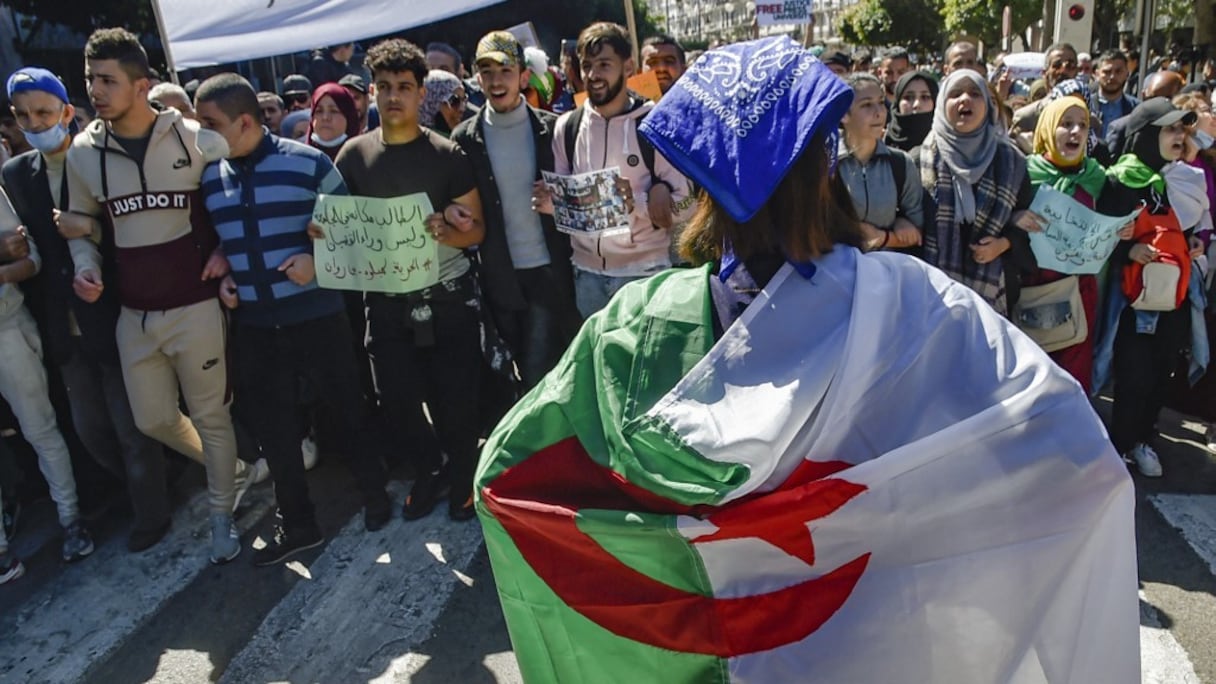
[920,130,1024,315]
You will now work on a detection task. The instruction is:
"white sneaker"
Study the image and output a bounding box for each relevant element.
[301,436,318,471]
[1130,443,1163,478]
[209,513,240,564]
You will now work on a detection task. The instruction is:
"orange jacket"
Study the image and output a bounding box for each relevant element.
[1121,207,1191,309]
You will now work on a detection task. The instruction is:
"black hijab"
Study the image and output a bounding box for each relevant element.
[885,71,939,152]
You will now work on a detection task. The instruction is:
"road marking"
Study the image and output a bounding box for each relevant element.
[219,482,485,683]
[1139,591,1201,684]
[1150,494,1216,576]
[0,486,274,683]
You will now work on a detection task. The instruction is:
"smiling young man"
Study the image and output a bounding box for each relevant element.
[2,67,172,554]
[640,35,685,95]
[451,31,581,389]
[195,73,390,565]
[329,38,486,522]
[536,22,695,317]
[61,28,261,565]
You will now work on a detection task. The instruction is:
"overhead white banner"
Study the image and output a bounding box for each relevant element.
[755,0,814,26]
[154,0,507,69]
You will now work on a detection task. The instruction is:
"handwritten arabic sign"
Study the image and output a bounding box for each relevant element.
[312,193,439,293]
[756,0,813,26]
[543,168,631,236]
[1028,185,1139,275]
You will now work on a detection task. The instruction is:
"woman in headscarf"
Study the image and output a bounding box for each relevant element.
[837,73,924,253]
[280,109,310,141]
[1098,98,1197,477]
[419,69,466,137]
[1023,97,1112,392]
[919,69,1039,316]
[306,82,360,160]
[885,70,938,153]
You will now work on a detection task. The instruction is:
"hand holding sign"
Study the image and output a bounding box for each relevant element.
[312,193,440,294]
[1027,185,1141,274]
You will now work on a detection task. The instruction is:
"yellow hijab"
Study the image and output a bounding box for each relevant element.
[1032,97,1089,163]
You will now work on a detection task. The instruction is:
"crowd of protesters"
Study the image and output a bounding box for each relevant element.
[0,20,1213,587]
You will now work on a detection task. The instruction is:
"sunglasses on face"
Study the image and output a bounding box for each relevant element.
[447,93,467,108]
[1051,60,1077,70]
[285,94,310,105]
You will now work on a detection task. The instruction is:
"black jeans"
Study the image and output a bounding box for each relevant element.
[495,266,582,389]
[1110,306,1190,454]
[231,312,387,535]
[366,291,482,503]
[60,341,170,532]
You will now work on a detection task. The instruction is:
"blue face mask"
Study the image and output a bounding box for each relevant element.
[24,123,69,154]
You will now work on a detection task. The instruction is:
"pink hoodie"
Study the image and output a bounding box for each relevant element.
[552,97,696,276]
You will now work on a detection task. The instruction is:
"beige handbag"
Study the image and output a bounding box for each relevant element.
[1015,276,1087,352]
[1130,262,1181,312]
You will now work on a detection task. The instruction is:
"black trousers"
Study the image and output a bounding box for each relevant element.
[366,292,482,503]
[1110,306,1190,454]
[231,312,387,535]
[494,265,582,389]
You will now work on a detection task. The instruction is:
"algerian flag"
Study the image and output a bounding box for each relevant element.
[475,247,1138,683]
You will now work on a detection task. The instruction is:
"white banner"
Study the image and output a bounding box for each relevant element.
[755,0,814,26]
[154,0,507,69]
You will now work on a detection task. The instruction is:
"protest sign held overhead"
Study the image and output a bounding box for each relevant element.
[542,168,631,236]
[755,0,814,26]
[312,193,439,294]
[1028,185,1139,275]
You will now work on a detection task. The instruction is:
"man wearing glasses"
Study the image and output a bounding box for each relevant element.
[280,74,312,112]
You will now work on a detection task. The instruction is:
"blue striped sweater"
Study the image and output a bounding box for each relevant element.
[201,131,346,328]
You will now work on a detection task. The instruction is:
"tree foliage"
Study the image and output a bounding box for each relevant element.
[837,0,943,52]
[939,0,1041,47]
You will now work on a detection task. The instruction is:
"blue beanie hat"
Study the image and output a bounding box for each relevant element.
[6,67,70,104]
[638,36,853,223]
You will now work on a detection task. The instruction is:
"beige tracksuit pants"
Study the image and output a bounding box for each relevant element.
[117,299,238,515]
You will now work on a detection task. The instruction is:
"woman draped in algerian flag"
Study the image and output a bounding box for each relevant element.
[476,36,1138,684]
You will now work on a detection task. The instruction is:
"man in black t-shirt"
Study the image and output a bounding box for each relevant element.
[321,38,486,522]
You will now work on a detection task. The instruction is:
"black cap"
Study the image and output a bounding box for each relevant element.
[281,74,312,96]
[338,73,367,94]
[821,49,853,69]
[1124,97,1198,138]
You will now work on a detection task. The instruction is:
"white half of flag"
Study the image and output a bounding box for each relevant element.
[154,0,507,69]
[650,248,1139,682]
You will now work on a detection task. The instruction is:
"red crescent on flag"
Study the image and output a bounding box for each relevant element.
[482,437,870,658]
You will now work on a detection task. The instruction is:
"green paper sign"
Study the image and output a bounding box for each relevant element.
[312,193,439,293]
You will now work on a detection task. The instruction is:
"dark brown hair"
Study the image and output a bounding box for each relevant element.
[84,28,150,81]
[577,22,632,63]
[680,136,862,266]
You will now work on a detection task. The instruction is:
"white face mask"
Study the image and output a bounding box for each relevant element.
[310,131,348,148]
[24,123,69,154]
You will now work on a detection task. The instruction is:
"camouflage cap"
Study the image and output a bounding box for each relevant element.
[475,31,525,68]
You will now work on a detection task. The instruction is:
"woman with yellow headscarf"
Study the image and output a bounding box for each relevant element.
[1021,96,1112,392]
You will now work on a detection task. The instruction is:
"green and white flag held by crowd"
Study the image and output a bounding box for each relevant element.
[475,246,1138,683]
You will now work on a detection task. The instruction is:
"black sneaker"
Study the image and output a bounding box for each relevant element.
[128,519,171,553]
[2,501,19,541]
[448,494,477,522]
[364,493,392,532]
[62,521,94,563]
[402,468,450,520]
[252,526,324,567]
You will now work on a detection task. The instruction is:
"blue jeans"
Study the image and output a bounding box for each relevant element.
[573,269,646,319]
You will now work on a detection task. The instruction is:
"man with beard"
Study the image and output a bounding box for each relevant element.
[324,38,486,522]
[640,35,685,96]
[532,22,695,317]
[256,92,284,134]
[1088,50,1139,138]
[879,47,912,101]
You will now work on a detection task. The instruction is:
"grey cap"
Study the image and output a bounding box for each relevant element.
[338,73,367,94]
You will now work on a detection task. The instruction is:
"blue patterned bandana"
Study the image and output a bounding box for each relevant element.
[638,36,853,223]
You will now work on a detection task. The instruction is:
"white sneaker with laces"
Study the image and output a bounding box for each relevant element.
[1131,443,1163,478]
